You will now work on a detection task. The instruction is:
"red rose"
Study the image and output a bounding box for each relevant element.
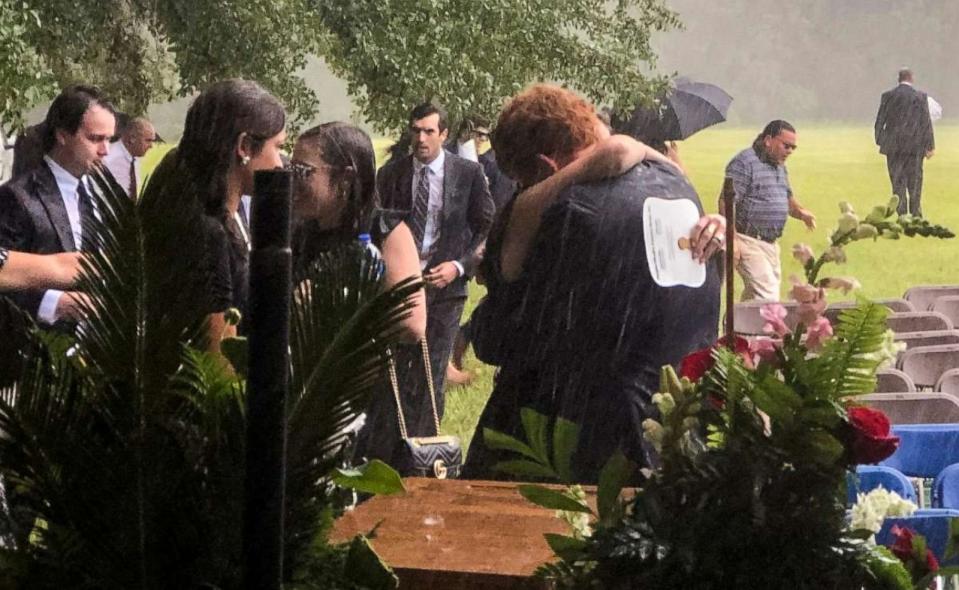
[845,406,900,464]
[890,526,939,578]
[679,336,751,382]
[680,347,714,381]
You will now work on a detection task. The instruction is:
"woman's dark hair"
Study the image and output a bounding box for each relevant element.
[177,79,285,219]
[297,121,378,239]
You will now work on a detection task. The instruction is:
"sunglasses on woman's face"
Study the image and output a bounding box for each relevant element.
[285,160,317,179]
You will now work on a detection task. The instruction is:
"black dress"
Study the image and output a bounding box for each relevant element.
[201,215,248,331]
[292,210,414,467]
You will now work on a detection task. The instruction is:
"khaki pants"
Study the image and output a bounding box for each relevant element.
[734,233,781,301]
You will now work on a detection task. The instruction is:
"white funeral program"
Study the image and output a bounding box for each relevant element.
[643,197,707,288]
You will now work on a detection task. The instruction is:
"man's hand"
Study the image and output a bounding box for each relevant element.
[689,214,727,263]
[425,262,460,289]
[799,209,817,230]
[55,291,91,322]
[926,149,935,160]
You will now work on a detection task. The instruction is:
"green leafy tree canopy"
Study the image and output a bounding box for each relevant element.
[0,0,679,134]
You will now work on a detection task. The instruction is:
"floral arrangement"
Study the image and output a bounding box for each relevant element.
[487,198,956,589]
[849,488,917,544]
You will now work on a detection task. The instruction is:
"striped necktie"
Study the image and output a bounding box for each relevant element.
[410,166,430,250]
[77,179,95,252]
[128,157,137,198]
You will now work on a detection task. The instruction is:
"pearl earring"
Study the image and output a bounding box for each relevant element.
[241,155,251,166]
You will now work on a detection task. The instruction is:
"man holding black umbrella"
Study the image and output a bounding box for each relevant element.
[720,120,816,301]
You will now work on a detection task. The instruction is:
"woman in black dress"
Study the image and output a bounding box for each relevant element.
[151,80,286,351]
[290,122,426,466]
[290,122,426,341]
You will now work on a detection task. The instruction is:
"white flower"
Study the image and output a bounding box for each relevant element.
[556,485,592,539]
[837,212,860,234]
[865,329,907,370]
[652,392,676,417]
[848,488,917,544]
[853,224,878,240]
[642,418,665,453]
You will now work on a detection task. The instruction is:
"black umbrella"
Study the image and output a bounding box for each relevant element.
[620,78,733,142]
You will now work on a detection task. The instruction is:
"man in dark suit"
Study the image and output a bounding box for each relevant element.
[376,102,494,435]
[875,68,935,217]
[0,85,116,324]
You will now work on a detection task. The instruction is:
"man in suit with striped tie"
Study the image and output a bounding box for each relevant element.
[0,85,116,325]
[377,101,495,437]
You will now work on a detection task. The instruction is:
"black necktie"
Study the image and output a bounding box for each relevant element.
[77,179,95,252]
[128,158,137,198]
[410,167,430,250]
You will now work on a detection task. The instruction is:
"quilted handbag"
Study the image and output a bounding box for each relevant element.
[387,340,463,479]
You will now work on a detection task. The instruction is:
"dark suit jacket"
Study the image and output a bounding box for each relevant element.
[468,161,721,480]
[875,83,935,155]
[0,162,77,318]
[376,152,494,299]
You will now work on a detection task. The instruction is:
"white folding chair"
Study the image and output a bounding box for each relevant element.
[886,312,954,334]
[876,368,916,393]
[899,345,959,389]
[937,368,959,396]
[904,285,959,312]
[858,392,959,424]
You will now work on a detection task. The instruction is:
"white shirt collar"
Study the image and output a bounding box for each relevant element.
[111,140,134,163]
[900,81,913,87]
[413,148,445,175]
[44,155,81,192]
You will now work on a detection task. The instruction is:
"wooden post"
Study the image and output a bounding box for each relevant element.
[724,190,736,347]
[243,169,292,590]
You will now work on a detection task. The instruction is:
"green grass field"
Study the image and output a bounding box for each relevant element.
[443,124,959,451]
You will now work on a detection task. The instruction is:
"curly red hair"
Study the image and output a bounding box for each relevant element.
[492,84,601,188]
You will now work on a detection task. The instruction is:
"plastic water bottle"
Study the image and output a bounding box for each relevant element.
[358,233,385,280]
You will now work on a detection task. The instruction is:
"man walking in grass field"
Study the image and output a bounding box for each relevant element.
[875,68,936,217]
[721,120,817,301]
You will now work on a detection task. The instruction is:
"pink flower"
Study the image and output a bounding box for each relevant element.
[760,304,791,337]
[821,276,862,294]
[790,280,820,304]
[805,316,834,351]
[791,243,815,266]
[749,337,781,366]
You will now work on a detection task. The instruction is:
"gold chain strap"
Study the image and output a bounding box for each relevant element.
[420,338,441,435]
[386,339,441,439]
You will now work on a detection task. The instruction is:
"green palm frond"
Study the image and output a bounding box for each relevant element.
[0,161,238,588]
[0,157,415,587]
[285,246,421,570]
[805,301,889,401]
